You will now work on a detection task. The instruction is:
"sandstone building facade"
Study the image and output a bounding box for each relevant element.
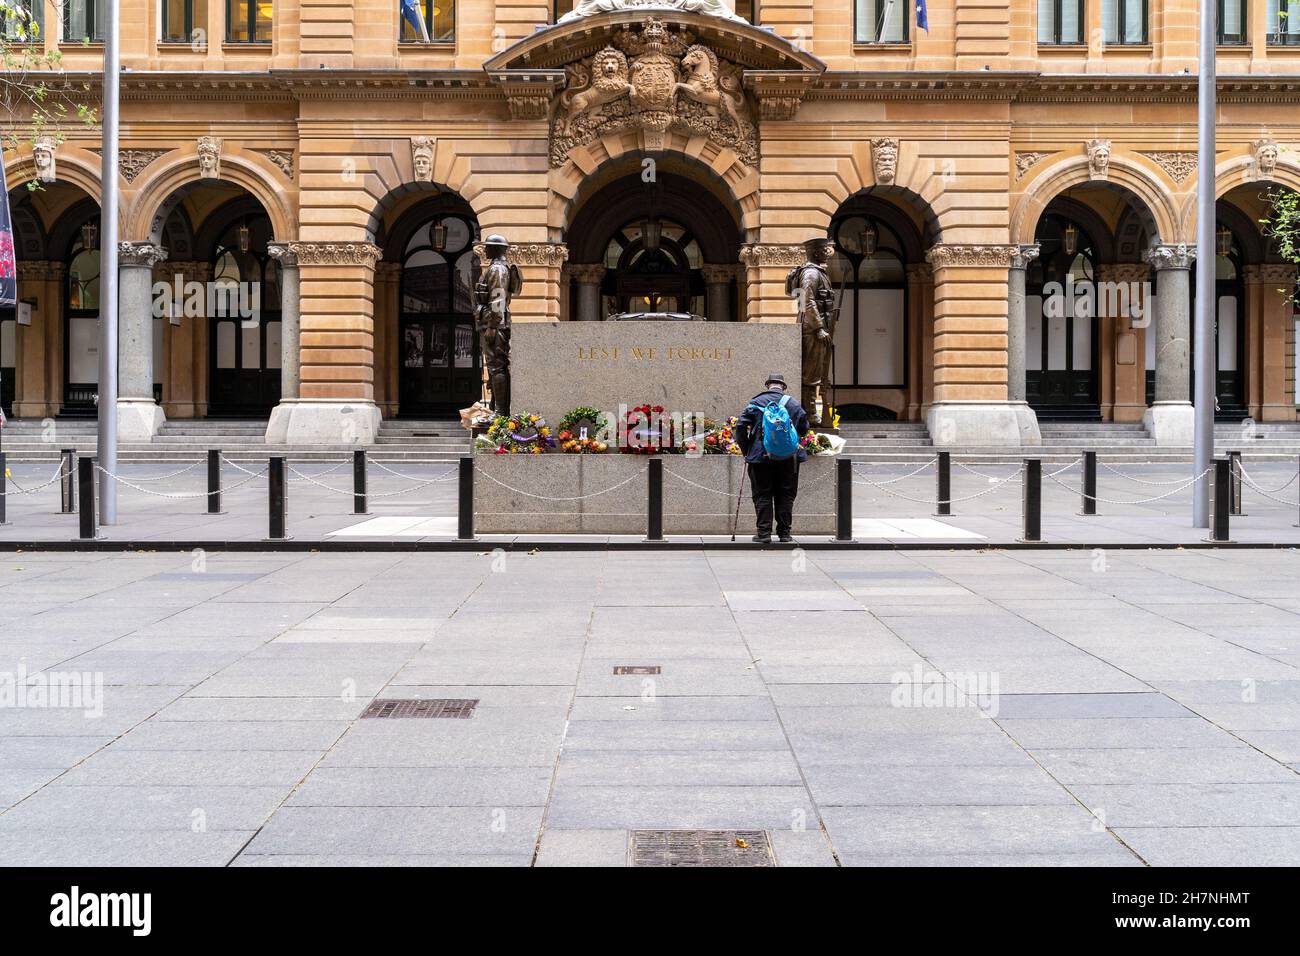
[3,0,1300,445]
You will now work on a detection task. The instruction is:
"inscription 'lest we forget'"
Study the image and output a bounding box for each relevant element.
[577,346,736,362]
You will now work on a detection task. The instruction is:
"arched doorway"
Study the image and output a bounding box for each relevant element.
[208,213,281,416]
[1026,212,1100,416]
[825,191,932,422]
[564,165,742,321]
[396,209,480,414]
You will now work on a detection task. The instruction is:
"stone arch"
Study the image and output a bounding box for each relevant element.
[1012,153,1178,247]
[3,146,103,203]
[125,147,295,244]
[1176,151,1300,241]
[549,140,758,239]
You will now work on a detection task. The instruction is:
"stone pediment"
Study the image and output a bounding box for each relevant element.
[484,12,824,167]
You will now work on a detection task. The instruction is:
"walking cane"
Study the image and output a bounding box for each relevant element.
[731,460,747,542]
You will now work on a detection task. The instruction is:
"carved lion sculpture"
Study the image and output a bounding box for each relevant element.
[562,48,631,125]
[676,45,743,129]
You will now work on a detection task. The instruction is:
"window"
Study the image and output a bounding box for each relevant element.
[162,0,207,44]
[399,0,454,42]
[1102,0,1147,44]
[1038,0,1084,44]
[227,0,271,43]
[1270,0,1300,44]
[1,0,42,41]
[63,0,105,41]
[1219,0,1247,43]
[855,0,907,43]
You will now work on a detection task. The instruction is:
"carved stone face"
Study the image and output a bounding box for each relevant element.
[1254,140,1278,176]
[411,137,435,182]
[33,139,55,182]
[1087,139,1111,177]
[871,139,898,185]
[197,138,221,178]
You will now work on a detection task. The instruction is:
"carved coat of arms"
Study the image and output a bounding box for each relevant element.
[551,17,757,166]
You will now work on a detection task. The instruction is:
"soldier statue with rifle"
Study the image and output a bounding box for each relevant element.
[786,237,835,425]
[474,234,522,417]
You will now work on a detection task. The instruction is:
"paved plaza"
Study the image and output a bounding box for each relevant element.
[1,546,1298,866]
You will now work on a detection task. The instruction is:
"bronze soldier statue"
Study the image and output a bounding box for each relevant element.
[786,237,834,425]
[474,234,522,417]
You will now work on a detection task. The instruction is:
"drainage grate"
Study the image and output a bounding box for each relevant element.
[361,698,478,719]
[630,830,776,867]
[613,665,661,676]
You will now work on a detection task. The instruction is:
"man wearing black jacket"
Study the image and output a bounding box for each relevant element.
[735,373,811,544]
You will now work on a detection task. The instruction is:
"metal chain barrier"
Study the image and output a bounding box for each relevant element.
[851,458,937,487]
[1236,461,1300,505]
[371,460,459,483]
[854,462,1023,506]
[286,459,351,482]
[5,461,70,495]
[1099,462,1206,486]
[1047,468,1209,505]
[116,460,203,482]
[95,463,265,500]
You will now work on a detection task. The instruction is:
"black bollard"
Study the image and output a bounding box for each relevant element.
[1080,450,1097,516]
[1227,450,1243,516]
[1211,458,1230,542]
[647,457,663,541]
[0,450,7,525]
[1022,458,1042,542]
[268,456,288,540]
[353,450,368,515]
[457,456,474,540]
[936,451,951,516]
[61,449,77,514]
[207,449,223,515]
[78,457,97,540]
[836,456,853,541]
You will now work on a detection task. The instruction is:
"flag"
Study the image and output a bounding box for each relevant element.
[916,0,928,32]
[400,0,431,42]
[0,149,16,308]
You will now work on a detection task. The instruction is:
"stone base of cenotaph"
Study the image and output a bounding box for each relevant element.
[475,454,836,535]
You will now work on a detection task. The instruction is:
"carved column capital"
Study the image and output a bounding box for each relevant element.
[567,263,606,284]
[739,243,806,267]
[16,260,66,281]
[1243,263,1299,284]
[925,244,1021,269]
[700,263,741,283]
[119,241,169,268]
[266,241,300,269]
[1143,244,1195,271]
[1008,244,1040,271]
[475,241,568,268]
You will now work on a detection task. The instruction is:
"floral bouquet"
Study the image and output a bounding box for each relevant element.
[682,416,741,456]
[620,403,674,454]
[486,411,556,455]
[800,431,844,456]
[557,406,611,453]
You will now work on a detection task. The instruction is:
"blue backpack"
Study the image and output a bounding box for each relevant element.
[751,395,799,460]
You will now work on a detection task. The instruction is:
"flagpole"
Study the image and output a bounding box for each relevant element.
[1192,0,1215,526]
[98,0,120,525]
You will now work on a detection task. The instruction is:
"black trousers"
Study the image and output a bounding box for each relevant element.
[747,458,799,537]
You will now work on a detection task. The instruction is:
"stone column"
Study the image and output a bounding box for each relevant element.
[701,264,736,321]
[1142,244,1195,445]
[739,243,804,323]
[924,243,1040,447]
[569,264,606,321]
[264,242,302,443]
[372,261,401,417]
[1247,264,1299,421]
[1006,244,1039,404]
[906,263,933,420]
[267,241,383,446]
[117,242,168,440]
